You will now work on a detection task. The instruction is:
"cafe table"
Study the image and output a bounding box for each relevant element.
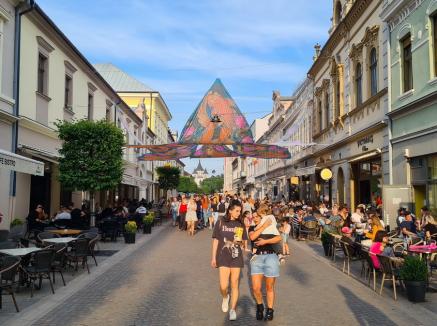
[0,247,42,256]
[48,229,82,236]
[43,237,77,244]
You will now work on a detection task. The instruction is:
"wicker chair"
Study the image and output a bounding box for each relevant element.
[377,254,403,300]
[0,255,21,312]
[23,249,55,297]
[340,241,361,276]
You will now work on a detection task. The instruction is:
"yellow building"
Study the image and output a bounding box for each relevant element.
[95,63,173,200]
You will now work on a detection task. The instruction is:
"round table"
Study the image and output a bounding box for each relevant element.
[408,245,437,291]
[48,229,82,236]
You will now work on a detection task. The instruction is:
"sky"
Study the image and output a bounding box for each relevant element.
[37,0,332,175]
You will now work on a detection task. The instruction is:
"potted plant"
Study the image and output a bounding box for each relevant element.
[143,214,154,234]
[124,221,137,244]
[321,231,331,256]
[400,255,428,302]
[10,218,24,228]
[148,211,155,227]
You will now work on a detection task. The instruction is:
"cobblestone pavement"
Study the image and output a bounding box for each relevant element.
[11,226,436,326]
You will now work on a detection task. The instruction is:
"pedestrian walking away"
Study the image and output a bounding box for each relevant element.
[211,200,247,321]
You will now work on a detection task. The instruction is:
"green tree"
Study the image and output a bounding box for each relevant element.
[200,175,224,194]
[56,119,124,224]
[156,166,181,193]
[177,176,199,193]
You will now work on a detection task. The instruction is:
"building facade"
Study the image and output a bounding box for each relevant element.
[95,63,173,201]
[308,0,390,211]
[381,0,437,217]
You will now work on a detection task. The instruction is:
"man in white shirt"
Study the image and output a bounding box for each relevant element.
[55,206,71,220]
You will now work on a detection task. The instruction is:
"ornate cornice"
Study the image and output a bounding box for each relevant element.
[362,25,380,47]
[308,0,373,78]
[349,42,364,61]
[381,0,424,31]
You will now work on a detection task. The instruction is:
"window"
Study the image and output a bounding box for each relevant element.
[64,75,72,108]
[370,48,378,96]
[335,79,341,118]
[318,100,322,132]
[355,63,362,106]
[325,92,330,127]
[87,93,94,120]
[37,53,47,94]
[432,13,437,76]
[402,34,413,92]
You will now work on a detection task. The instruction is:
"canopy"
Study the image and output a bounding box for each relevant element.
[130,79,291,161]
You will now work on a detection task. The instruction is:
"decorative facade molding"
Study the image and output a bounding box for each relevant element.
[36,36,54,53]
[64,60,77,74]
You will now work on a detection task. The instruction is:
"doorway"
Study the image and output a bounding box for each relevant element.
[337,167,345,205]
[30,172,51,215]
[413,185,426,218]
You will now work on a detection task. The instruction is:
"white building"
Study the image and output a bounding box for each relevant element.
[193,160,208,187]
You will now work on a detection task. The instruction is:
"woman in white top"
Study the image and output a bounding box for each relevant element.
[185,196,198,236]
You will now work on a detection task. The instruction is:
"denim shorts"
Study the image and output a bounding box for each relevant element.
[250,253,280,278]
[281,233,289,243]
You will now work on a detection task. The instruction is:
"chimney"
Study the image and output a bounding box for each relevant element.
[313,43,321,62]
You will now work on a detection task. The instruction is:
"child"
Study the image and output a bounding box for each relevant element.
[279,218,291,256]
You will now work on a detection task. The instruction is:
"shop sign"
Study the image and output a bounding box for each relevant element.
[295,165,316,177]
[357,135,373,152]
[320,168,333,181]
[0,149,44,176]
[290,176,299,185]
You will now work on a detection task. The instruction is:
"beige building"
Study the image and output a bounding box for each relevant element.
[308,0,389,210]
[0,0,46,229]
[95,63,173,201]
[12,3,153,220]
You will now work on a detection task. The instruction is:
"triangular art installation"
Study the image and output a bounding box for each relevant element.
[128,79,291,160]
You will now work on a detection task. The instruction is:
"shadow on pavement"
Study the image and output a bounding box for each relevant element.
[284,262,310,285]
[338,285,397,326]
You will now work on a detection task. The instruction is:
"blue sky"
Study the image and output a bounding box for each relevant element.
[37,0,331,175]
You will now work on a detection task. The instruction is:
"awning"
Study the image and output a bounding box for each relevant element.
[18,144,60,164]
[295,165,316,177]
[122,174,137,187]
[0,149,44,176]
[348,150,379,163]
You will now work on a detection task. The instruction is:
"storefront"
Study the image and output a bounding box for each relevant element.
[350,154,382,207]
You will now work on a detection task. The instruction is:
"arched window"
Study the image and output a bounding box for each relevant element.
[335,1,342,25]
[370,48,378,96]
[325,92,330,127]
[355,63,363,106]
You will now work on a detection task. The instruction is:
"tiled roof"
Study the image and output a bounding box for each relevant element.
[94,63,154,92]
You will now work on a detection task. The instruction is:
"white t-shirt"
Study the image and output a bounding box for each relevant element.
[259,215,280,236]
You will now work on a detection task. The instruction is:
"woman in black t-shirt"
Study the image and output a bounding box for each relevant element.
[211,201,247,322]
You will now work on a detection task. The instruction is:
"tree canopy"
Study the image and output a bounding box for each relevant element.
[156,165,181,191]
[200,175,224,194]
[177,176,199,194]
[56,119,124,192]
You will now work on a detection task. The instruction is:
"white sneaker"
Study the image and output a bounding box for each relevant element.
[229,309,237,321]
[221,294,230,312]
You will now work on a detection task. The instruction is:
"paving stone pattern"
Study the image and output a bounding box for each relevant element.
[30,227,433,326]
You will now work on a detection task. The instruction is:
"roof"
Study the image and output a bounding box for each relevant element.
[94,63,154,92]
[193,160,205,173]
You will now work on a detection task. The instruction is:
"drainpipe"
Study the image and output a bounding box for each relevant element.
[10,0,35,198]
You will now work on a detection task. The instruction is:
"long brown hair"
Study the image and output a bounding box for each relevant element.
[224,200,243,225]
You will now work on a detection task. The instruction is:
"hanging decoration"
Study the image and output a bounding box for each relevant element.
[127,79,291,160]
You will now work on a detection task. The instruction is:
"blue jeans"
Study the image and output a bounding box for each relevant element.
[250,253,280,278]
[172,210,177,222]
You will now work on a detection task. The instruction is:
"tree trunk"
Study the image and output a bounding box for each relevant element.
[90,191,96,227]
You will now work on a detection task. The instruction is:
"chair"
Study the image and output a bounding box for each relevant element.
[0,255,21,312]
[36,232,60,247]
[365,251,380,291]
[340,241,361,276]
[154,210,162,226]
[354,244,367,278]
[23,249,55,297]
[51,244,67,286]
[327,234,343,262]
[66,238,90,274]
[101,220,118,242]
[300,220,318,240]
[378,254,403,300]
[87,236,99,266]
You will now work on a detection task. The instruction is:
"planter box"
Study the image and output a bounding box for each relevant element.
[405,281,426,302]
[124,232,136,244]
[143,224,152,234]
